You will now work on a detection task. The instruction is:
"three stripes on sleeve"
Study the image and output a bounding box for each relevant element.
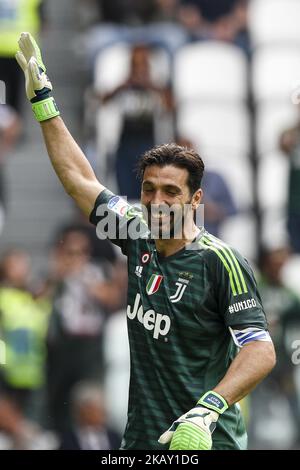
[200,233,271,348]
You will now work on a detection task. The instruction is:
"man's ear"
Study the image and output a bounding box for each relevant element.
[192,188,203,210]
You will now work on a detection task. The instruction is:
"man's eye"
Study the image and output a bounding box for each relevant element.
[144,188,154,193]
[166,190,177,196]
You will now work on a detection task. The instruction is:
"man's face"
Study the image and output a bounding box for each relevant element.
[57,232,90,275]
[141,164,201,239]
[3,252,31,288]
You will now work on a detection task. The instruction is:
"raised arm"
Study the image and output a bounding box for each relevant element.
[40,117,103,215]
[16,32,104,216]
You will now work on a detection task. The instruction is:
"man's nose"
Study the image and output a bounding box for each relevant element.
[151,190,164,205]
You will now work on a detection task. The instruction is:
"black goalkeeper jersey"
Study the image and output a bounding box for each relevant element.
[90,189,268,450]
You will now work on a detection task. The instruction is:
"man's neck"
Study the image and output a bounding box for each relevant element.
[154,224,201,258]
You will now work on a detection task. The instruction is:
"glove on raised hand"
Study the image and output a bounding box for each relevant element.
[16,32,60,122]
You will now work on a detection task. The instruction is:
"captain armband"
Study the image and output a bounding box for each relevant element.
[229,326,272,348]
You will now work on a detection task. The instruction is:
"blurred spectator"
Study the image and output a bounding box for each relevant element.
[201,170,237,236]
[0,249,51,448]
[156,0,180,22]
[75,0,100,30]
[88,0,180,25]
[0,0,45,112]
[231,0,250,53]
[258,248,300,377]
[45,227,126,434]
[59,381,121,450]
[248,247,300,449]
[57,210,118,266]
[80,0,187,66]
[0,104,22,229]
[100,44,174,199]
[95,0,161,24]
[180,0,238,22]
[92,0,179,25]
[280,123,300,253]
[80,0,250,73]
[178,0,250,53]
[176,138,237,236]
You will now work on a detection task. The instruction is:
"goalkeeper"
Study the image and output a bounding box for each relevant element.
[16,33,276,450]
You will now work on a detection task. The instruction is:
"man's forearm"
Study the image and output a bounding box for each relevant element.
[40,117,104,215]
[213,341,276,406]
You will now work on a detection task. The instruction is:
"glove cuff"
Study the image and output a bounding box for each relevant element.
[32,97,60,122]
[197,391,228,414]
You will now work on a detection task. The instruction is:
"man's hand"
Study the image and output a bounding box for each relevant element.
[18,33,46,68]
[158,391,228,450]
[15,32,60,121]
[16,32,51,101]
[158,406,218,450]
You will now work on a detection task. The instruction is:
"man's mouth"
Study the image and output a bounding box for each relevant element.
[151,213,169,220]
[147,205,172,220]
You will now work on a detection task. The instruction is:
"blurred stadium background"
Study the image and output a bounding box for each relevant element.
[1,0,300,450]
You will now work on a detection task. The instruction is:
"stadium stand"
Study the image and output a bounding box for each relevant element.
[255,103,298,156]
[252,46,300,103]
[249,0,300,47]
[173,42,248,104]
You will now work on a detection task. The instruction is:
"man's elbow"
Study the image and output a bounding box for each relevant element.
[264,341,277,373]
[246,340,277,375]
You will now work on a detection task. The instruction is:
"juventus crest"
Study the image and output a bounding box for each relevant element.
[170,275,191,303]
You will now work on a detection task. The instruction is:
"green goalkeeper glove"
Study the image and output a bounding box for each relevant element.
[158,391,228,450]
[15,32,60,122]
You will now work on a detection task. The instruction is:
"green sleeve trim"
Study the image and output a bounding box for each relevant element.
[32,97,60,122]
[200,238,237,296]
[201,235,248,297]
[198,391,228,414]
[208,234,248,295]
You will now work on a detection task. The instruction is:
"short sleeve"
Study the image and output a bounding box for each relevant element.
[207,243,268,330]
[89,189,149,256]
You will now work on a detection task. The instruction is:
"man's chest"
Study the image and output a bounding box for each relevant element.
[126,243,220,341]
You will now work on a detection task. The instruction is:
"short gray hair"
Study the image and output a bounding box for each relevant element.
[71,381,105,408]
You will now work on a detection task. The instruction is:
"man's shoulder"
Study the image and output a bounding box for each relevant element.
[198,231,247,269]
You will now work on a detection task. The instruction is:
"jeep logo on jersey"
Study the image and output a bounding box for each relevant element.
[127,293,171,340]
